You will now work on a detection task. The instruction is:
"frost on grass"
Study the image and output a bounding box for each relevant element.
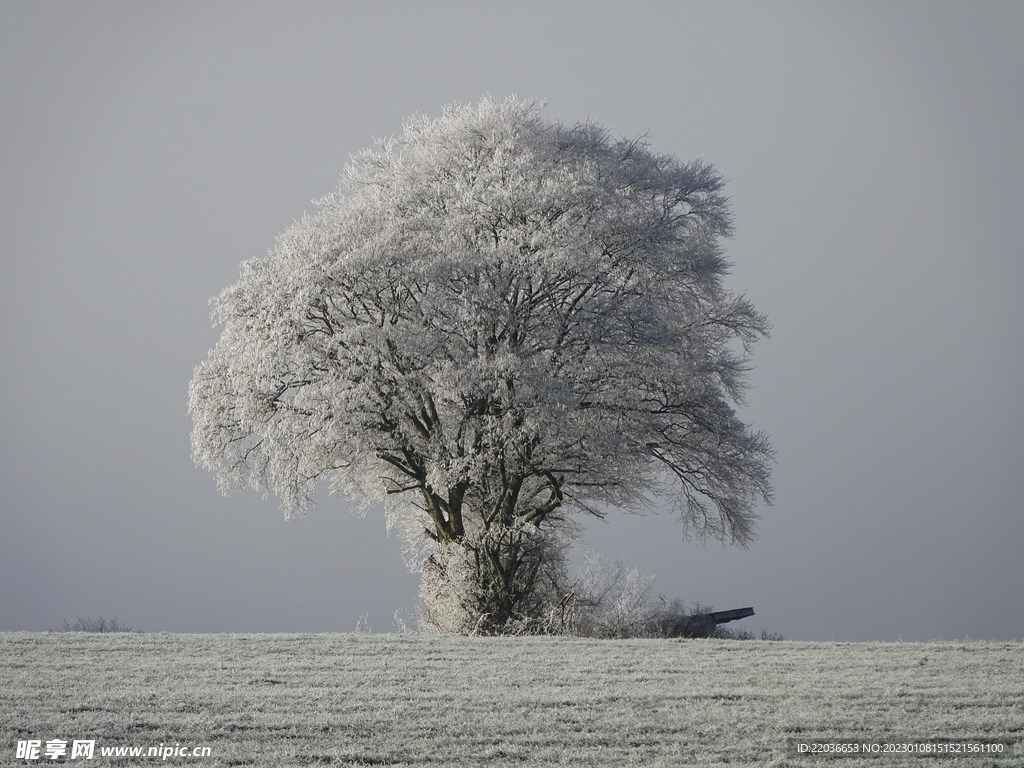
[3,633,1022,767]
[188,97,773,633]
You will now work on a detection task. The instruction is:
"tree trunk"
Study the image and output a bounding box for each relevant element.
[420,524,569,635]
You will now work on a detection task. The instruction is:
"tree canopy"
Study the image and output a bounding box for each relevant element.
[189,97,773,632]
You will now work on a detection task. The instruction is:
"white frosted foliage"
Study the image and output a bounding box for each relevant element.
[188,97,773,631]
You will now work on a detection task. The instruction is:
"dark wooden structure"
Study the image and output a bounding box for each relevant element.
[708,607,754,625]
[656,606,755,638]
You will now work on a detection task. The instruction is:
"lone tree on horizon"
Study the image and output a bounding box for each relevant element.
[189,97,773,634]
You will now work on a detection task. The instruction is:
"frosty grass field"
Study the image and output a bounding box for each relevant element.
[3,633,1022,767]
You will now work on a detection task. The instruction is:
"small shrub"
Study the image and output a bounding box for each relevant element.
[54,615,136,633]
[570,553,659,639]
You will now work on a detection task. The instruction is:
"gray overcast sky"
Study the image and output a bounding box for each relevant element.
[2,1,1022,641]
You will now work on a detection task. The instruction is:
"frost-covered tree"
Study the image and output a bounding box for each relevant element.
[189,97,773,634]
